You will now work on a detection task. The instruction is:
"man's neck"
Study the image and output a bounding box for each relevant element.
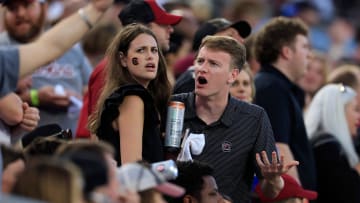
[271,61,296,83]
[195,93,229,125]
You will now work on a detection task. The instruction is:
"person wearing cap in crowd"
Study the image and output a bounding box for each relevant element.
[76,0,182,138]
[255,174,318,203]
[172,35,299,203]
[170,160,224,203]
[0,0,113,97]
[117,162,185,203]
[172,17,251,94]
[88,24,172,166]
[0,0,93,134]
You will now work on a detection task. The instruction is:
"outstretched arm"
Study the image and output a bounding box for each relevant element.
[256,151,299,198]
[18,0,113,77]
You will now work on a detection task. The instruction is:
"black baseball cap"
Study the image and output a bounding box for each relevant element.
[1,0,45,5]
[118,0,182,26]
[192,18,251,51]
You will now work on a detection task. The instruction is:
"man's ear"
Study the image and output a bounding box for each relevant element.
[227,68,239,84]
[280,45,293,60]
[119,52,127,67]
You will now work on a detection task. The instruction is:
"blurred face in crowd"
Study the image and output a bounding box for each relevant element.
[149,22,174,51]
[288,34,311,81]
[198,176,222,203]
[345,98,360,138]
[230,70,253,103]
[298,56,326,95]
[4,0,47,43]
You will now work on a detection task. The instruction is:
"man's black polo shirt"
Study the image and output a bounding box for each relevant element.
[172,93,277,203]
[254,64,317,191]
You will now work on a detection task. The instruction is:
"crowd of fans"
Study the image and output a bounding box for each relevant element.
[1,0,360,202]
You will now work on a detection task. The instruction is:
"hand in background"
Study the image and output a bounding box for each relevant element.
[38,85,70,108]
[255,151,299,198]
[256,151,299,181]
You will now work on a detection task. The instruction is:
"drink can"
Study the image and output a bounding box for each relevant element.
[164,101,185,148]
[151,160,178,180]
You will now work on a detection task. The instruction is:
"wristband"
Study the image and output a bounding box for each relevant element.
[78,8,93,29]
[30,89,40,106]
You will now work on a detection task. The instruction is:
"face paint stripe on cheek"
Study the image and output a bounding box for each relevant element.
[132,57,139,65]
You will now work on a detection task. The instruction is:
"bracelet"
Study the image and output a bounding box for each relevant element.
[30,89,40,106]
[78,8,93,29]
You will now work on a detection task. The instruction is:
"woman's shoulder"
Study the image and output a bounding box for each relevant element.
[109,84,152,102]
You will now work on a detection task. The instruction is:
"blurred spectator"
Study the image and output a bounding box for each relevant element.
[327,17,357,66]
[327,64,360,103]
[229,65,255,103]
[11,157,84,203]
[305,84,360,203]
[188,0,212,23]
[163,1,199,41]
[170,161,223,203]
[280,1,329,59]
[223,0,268,30]
[244,35,260,75]
[298,51,329,112]
[82,22,119,67]
[117,162,185,203]
[0,0,113,98]
[57,141,117,203]
[254,16,317,191]
[312,0,334,22]
[327,64,360,157]
[0,0,92,133]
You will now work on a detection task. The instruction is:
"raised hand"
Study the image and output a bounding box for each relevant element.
[256,151,299,181]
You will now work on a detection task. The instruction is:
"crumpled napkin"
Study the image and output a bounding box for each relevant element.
[177,133,205,161]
